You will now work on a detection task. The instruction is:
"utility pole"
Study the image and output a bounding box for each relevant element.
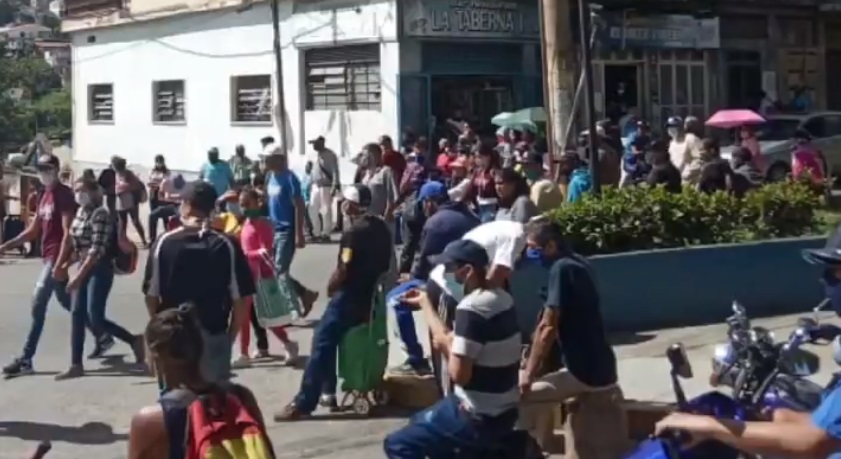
[540,0,576,167]
[578,0,601,195]
[270,0,288,150]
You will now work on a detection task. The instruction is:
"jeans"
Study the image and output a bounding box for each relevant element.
[21,260,73,362]
[200,330,232,383]
[273,229,305,295]
[477,204,496,223]
[70,260,134,366]
[293,291,358,413]
[148,203,178,241]
[387,280,425,368]
[383,395,518,459]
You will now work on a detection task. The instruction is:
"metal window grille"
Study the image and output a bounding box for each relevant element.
[153,80,185,123]
[231,75,272,123]
[305,44,381,111]
[89,83,113,122]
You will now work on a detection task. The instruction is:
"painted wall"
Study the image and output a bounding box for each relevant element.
[69,0,399,182]
[510,237,827,334]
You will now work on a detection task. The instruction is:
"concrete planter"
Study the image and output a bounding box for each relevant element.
[591,236,827,331]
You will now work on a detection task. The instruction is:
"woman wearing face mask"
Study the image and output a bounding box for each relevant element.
[56,177,142,380]
[495,168,538,223]
[233,187,300,368]
[467,144,501,223]
[112,156,148,247]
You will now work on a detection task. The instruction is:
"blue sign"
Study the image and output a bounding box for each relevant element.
[598,14,720,49]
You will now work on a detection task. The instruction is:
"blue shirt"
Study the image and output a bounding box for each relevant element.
[412,201,479,280]
[201,162,233,196]
[567,168,592,203]
[301,173,313,204]
[812,381,841,458]
[266,170,302,231]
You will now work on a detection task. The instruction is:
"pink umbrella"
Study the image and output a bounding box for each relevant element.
[705,109,766,129]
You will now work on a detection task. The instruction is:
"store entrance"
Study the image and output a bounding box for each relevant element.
[603,64,640,123]
[430,76,514,141]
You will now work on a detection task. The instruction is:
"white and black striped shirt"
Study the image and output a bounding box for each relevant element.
[451,288,521,416]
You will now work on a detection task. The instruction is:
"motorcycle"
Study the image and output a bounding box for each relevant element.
[624,311,840,459]
[710,300,840,412]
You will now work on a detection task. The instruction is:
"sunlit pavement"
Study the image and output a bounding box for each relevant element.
[0,242,835,459]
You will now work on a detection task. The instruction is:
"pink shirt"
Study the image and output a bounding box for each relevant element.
[240,217,275,279]
[792,145,825,184]
[742,136,765,171]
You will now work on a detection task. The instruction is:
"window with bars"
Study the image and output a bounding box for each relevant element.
[231,75,272,124]
[88,83,114,123]
[153,80,186,123]
[305,44,381,111]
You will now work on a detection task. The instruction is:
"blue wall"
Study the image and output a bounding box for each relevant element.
[591,237,827,331]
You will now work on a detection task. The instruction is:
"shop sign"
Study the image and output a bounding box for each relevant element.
[403,0,540,40]
[599,14,720,49]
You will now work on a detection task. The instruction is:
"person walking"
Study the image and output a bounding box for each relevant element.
[0,154,98,378]
[229,144,256,186]
[307,136,340,243]
[199,147,234,210]
[112,156,149,247]
[55,177,143,380]
[146,155,173,242]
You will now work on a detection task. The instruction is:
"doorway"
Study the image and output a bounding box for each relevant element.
[603,64,640,123]
[430,76,515,140]
[726,51,761,109]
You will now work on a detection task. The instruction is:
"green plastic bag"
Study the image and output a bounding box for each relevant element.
[338,284,388,393]
[254,274,300,328]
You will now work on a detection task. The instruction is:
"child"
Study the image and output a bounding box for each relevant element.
[233,187,300,367]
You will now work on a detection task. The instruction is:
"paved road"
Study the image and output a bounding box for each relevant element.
[0,243,836,459]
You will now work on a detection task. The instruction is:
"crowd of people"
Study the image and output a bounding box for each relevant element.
[1,111,840,459]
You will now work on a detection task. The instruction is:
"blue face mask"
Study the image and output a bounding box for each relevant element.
[227,202,242,216]
[443,272,465,301]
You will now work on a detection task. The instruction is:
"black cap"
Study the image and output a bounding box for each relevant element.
[181,180,218,215]
[429,239,489,268]
[308,136,326,144]
[36,154,60,170]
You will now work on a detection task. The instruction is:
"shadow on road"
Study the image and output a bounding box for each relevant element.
[609,332,657,346]
[0,420,127,445]
[85,355,148,377]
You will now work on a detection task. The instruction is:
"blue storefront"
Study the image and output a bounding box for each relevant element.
[397,0,543,140]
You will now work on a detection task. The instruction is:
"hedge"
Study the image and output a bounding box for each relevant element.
[545,181,823,255]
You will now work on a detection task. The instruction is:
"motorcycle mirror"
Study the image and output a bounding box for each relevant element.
[666,343,693,379]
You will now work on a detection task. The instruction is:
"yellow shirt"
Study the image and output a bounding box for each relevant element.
[213,213,244,237]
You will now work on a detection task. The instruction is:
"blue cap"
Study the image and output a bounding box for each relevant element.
[429,239,489,268]
[417,181,448,202]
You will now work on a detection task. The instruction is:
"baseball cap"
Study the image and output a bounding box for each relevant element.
[342,184,372,208]
[308,136,326,144]
[803,248,841,266]
[36,154,60,170]
[180,180,218,215]
[429,239,489,268]
[417,181,448,202]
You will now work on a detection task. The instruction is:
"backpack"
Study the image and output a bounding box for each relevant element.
[185,388,273,459]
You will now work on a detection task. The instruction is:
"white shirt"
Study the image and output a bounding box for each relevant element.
[463,220,526,270]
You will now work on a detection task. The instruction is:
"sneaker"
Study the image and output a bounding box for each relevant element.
[282,341,299,364]
[232,355,252,369]
[3,358,33,378]
[130,335,145,364]
[88,335,115,359]
[55,365,84,381]
[319,394,341,413]
[273,402,309,422]
[252,349,271,360]
[387,362,431,377]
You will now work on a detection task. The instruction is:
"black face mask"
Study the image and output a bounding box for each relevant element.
[208,155,220,163]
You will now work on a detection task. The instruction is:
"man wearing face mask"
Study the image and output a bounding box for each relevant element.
[518,220,622,453]
[275,184,394,419]
[383,239,522,458]
[0,154,91,378]
[199,147,234,206]
[229,144,256,185]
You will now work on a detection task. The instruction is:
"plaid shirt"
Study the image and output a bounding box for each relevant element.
[70,206,112,259]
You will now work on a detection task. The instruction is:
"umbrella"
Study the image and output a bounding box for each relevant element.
[513,107,548,123]
[491,112,516,127]
[705,109,766,129]
[491,112,537,132]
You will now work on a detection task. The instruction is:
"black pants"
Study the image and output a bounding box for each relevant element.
[118,206,146,243]
[251,307,269,351]
[398,217,424,274]
[148,203,178,241]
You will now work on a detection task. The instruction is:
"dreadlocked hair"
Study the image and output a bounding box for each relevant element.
[145,304,204,367]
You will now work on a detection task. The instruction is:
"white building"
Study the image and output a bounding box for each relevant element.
[64,0,399,180]
[0,23,53,51]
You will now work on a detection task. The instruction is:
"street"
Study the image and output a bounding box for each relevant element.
[0,243,836,459]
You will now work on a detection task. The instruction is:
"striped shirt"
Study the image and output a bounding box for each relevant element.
[70,205,112,259]
[451,288,521,416]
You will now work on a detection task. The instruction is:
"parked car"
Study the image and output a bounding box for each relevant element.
[721,111,841,181]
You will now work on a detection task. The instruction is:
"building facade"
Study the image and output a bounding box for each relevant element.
[65,0,398,180]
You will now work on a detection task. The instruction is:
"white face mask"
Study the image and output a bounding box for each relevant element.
[75,192,92,207]
[38,171,56,187]
[667,128,679,138]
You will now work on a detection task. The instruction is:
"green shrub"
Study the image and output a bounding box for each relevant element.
[545,181,823,255]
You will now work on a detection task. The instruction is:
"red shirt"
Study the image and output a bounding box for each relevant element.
[382,149,407,182]
[436,153,454,175]
[38,183,76,262]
